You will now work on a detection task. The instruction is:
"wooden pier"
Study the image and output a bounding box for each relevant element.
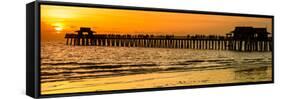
[64,27,272,52]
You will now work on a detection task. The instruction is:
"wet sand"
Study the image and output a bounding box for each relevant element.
[41,66,272,95]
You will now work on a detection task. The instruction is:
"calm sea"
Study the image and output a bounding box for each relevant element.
[41,41,272,83]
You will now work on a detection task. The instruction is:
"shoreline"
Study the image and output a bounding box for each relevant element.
[41,66,272,95]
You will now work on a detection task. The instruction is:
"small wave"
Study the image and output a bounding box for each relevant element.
[184,59,205,63]
[41,62,105,66]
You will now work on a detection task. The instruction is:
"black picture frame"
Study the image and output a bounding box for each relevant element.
[26,1,274,98]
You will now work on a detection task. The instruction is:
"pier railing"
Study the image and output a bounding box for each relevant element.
[65,34,272,52]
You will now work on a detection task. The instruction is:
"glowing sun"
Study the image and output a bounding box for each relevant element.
[53,23,64,33]
[55,26,63,31]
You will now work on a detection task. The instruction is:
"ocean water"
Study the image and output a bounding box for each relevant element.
[41,41,272,84]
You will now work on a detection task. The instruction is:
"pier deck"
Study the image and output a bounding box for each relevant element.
[65,33,272,52]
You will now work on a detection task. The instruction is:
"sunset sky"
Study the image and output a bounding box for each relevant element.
[41,5,272,41]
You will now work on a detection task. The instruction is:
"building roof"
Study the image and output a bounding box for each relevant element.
[75,27,96,33]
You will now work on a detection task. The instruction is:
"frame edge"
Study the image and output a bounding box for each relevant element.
[32,1,274,98]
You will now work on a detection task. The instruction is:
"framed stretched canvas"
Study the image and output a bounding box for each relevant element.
[26,1,274,98]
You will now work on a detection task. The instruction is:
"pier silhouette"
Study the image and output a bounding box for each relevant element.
[65,27,272,52]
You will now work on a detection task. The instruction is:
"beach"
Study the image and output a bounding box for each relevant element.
[41,66,272,95]
[41,41,272,95]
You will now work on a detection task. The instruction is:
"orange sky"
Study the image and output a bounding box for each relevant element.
[41,5,272,41]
